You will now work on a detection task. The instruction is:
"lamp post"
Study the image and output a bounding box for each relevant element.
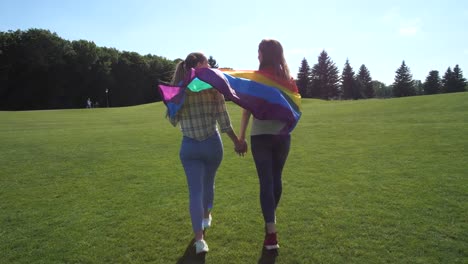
[105,88,109,107]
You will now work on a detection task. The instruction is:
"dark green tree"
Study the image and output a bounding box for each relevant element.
[296,58,310,97]
[393,61,415,97]
[147,54,176,102]
[92,47,119,106]
[310,50,340,99]
[111,51,150,106]
[208,55,218,68]
[372,81,392,98]
[341,59,356,99]
[357,64,374,98]
[441,67,456,93]
[452,64,467,92]
[68,40,99,107]
[423,70,441,95]
[0,29,69,109]
[0,28,176,110]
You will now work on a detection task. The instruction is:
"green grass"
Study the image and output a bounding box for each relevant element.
[1,93,467,263]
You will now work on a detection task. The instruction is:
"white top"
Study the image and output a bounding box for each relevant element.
[250,118,287,135]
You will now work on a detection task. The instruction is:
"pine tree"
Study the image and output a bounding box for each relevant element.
[310,50,340,99]
[393,61,415,97]
[208,55,218,68]
[357,64,374,98]
[423,70,441,95]
[452,64,467,92]
[341,59,355,99]
[442,67,456,93]
[296,58,311,97]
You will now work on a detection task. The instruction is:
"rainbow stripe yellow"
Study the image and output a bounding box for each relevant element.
[159,68,302,134]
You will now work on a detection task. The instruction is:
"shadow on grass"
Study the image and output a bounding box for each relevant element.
[176,238,206,264]
[258,247,278,264]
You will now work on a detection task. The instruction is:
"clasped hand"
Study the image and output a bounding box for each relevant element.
[235,139,248,156]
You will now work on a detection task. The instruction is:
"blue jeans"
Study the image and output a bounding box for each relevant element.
[251,134,291,223]
[180,133,223,233]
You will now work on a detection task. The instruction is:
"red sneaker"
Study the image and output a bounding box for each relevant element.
[264,233,279,250]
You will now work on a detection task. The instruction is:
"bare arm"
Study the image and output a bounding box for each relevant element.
[239,109,251,142]
[224,128,247,156]
[215,92,246,155]
[225,129,239,146]
[236,109,251,155]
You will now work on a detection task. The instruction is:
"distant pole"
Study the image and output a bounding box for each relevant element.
[105,89,109,107]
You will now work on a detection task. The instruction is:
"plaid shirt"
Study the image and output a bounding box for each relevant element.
[171,89,233,141]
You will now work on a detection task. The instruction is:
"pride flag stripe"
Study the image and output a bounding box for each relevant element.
[158,68,301,134]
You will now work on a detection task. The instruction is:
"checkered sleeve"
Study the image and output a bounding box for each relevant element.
[215,92,233,133]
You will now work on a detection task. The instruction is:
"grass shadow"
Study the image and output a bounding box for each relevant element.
[176,238,206,264]
[257,247,278,264]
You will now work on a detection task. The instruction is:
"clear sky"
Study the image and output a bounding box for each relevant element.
[1,0,467,85]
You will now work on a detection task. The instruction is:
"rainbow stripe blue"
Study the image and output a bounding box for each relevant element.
[158,68,302,134]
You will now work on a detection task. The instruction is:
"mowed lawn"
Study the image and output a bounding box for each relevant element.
[1,93,467,264]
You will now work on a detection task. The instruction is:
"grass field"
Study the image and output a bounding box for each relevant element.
[1,93,467,264]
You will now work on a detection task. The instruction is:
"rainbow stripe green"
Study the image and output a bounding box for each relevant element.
[158,68,302,134]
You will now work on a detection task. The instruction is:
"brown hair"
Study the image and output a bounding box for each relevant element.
[258,39,291,80]
[171,52,207,85]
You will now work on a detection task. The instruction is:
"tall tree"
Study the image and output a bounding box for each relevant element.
[423,70,441,95]
[372,81,392,98]
[393,61,415,97]
[1,29,69,109]
[208,55,218,68]
[341,59,355,99]
[357,64,374,98]
[68,40,99,107]
[441,67,456,93]
[310,50,340,99]
[0,28,175,110]
[296,58,311,97]
[452,64,467,92]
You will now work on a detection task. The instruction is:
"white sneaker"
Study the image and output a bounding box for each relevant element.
[203,214,212,229]
[194,239,209,254]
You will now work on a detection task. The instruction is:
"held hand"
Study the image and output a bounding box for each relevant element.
[234,139,248,156]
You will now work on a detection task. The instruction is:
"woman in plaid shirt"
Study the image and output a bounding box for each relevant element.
[169,52,246,254]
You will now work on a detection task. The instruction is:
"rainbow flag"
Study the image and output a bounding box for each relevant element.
[158,68,302,134]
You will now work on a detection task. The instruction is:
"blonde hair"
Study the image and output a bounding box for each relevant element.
[258,39,291,80]
[171,52,207,85]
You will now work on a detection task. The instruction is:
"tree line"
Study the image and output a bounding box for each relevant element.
[1,29,467,110]
[0,29,175,110]
[296,50,467,100]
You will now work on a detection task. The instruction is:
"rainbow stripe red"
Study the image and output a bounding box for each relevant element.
[159,68,302,134]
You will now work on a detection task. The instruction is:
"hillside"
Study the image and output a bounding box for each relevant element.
[1,93,467,263]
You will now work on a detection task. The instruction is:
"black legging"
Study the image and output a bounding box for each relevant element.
[251,134,291,223]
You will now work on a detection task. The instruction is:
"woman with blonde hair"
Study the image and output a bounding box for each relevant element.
[169,52,245,254]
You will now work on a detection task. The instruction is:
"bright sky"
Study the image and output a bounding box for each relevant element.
[1,0,467,85]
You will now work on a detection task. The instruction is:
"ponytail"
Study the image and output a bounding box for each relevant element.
[171,61,187,86]
[171,52,207,86]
